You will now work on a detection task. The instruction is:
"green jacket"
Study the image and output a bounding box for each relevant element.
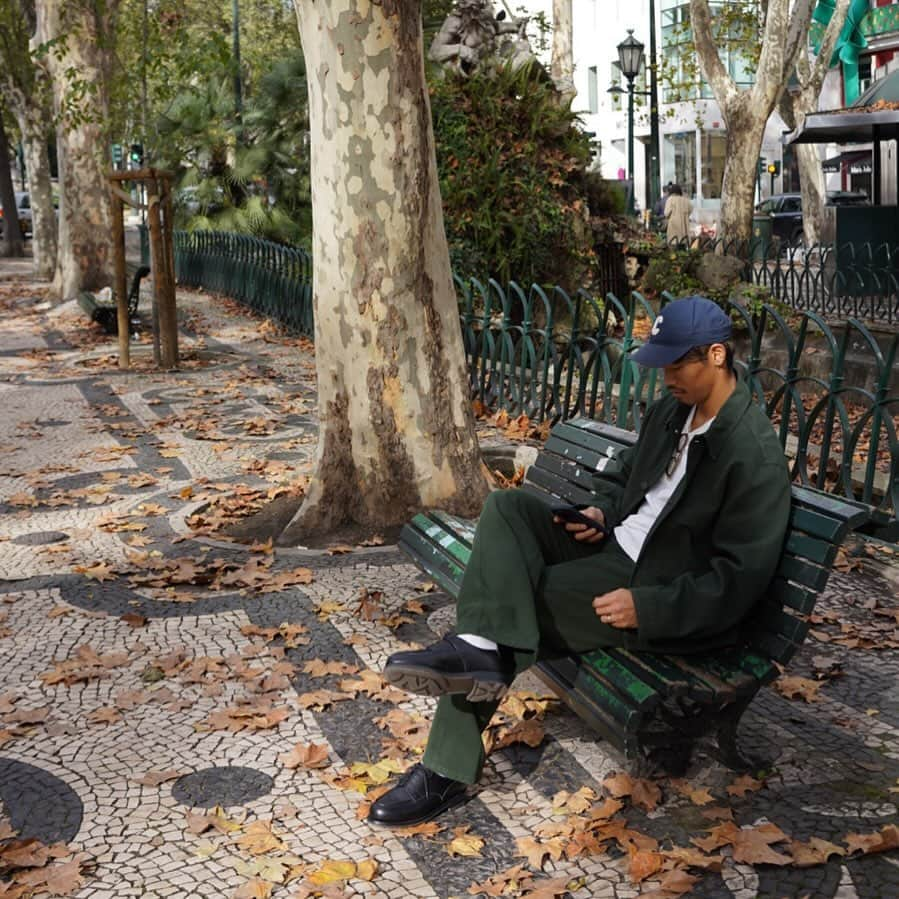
[590,380,791,654]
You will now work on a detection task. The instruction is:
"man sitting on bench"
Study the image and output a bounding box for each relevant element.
[370,295,791,827]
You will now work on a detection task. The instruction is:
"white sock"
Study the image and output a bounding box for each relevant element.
[457,633,499,652]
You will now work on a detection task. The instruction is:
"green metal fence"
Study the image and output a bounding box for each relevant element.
[171,230,314,336]
[162,229,897,527]
[667,237,899,325]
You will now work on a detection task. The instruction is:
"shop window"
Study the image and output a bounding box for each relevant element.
[664,132,696,197]
[700,132,726,198]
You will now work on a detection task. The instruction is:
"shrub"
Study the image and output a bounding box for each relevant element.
[430,64,596,288]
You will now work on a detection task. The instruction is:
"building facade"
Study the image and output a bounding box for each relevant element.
[518,0,899,227]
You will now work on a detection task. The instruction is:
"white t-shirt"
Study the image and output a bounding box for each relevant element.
[614,406,714,563]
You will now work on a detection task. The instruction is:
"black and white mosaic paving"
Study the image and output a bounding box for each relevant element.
[1,280,897,897]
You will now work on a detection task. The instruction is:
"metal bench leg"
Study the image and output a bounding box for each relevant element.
[714,693,767,773]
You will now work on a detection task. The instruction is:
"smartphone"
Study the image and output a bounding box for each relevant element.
[551,505,607,533]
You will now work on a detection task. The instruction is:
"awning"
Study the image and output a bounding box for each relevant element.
[784,108,899,145]
[821,149,873,174]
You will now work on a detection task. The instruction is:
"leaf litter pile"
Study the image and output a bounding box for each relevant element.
[0,817,91,898]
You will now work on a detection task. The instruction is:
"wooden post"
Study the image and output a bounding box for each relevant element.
[109,189,130,369]
[147,177,177,368]
[161,176,179,366]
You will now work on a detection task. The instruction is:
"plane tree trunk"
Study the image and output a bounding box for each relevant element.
[34,0,118,299]
[690,0,815,241]
[282,0,487,542]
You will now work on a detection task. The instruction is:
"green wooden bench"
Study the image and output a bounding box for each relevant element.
[78,265,150,335]
[399,416,870,774]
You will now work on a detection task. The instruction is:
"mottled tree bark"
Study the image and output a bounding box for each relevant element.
[778,0,850,245]
[691,0,815,241]
[0,111,25,258]
[18,106,57,278]
[550,0,575,102]
[34,0,116,299]
[284,0,487,541]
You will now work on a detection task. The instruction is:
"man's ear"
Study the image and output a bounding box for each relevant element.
[710,343,727,367]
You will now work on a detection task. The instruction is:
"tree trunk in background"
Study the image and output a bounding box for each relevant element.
[18,107,57,278]
[283,0,487,541]
[777,0,850,245]
[34,0,115,299]
[0,112,25,258]
[550,0,575,102]
[690,0,815,241]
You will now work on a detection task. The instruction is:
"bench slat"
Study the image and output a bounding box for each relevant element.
[575,650,660,711]
[543,435,609,471]
[768,578,818,614]
[603,649,713,701]
[783,531,838,567]
[536,665,631,756]
[539,657,644,735]
[659,657,738,702]
[752,602,810,645]
[776,554,832,592]
[746,629,803,666]
[789,505,854,543]
[398,522,465,597]
[428,510,477,546]
[531,451,603,494]
[524,466,596,507]
[790,486,872,530]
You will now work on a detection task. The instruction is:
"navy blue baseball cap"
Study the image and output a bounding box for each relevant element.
[631,296,732,367]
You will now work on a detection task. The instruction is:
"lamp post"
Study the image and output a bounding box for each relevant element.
[648,0,661,214]
[612,30,645,215]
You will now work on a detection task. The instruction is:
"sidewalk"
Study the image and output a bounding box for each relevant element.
[0,263,897,899]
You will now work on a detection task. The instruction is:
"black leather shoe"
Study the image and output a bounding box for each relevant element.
[367,764,467,826]
[383,635,512,702]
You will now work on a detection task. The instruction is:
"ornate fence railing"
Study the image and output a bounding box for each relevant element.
[161,230,897,526]
[171,230,314,336]
[666,237,899,325]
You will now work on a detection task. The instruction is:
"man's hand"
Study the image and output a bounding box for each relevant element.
[553,506,606,543]
[593,589,638,629]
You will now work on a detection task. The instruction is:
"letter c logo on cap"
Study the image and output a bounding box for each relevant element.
[651,315,663,337]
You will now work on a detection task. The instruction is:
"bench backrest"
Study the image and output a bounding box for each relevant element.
[524,417,870,665]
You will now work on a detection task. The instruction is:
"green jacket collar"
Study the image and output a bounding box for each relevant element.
[661,378,753,460]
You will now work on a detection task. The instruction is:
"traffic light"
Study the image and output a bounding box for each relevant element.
[757,158,767,177]
[767,161,781,176]
[129,143,144,166]
[111,143,123,169]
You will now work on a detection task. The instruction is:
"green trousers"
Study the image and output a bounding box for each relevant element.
[422,488,636,784]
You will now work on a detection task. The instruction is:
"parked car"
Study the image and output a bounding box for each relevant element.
[755,190,869,244]
[0,191,33,238]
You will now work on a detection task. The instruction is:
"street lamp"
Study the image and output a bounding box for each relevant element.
[611,30,646,215]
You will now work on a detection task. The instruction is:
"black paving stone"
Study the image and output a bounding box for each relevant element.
[0,758,83,844]
[171,766,274,808]
[11,531,69,546]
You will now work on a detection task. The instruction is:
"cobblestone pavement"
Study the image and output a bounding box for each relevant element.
[1,267,898,898]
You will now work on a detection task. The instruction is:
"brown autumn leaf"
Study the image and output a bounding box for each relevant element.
[306,859,357,886]
[688,788,715,806]
[297,690,353,712]
[467,865,531,897]
[72,561,117,582]
[730,822,792,866]
[86,707,121,726]
[844,824,899,855]
[325,545,354,555]
[232,879,272,899]
[663,846,724,871]
[602,772,662,810]
[788,836,846,867]
[639,868,701,898]
[551,787,596,815]
[234,820,285,856]
[302,660,359,678]
[628,847,664,883]
[725,774,765,797]
[135,770,183,787]
[774,675,824,703]
[519,875,574,898]
[490,718,546,751]
[278,741,330,770]
[447,825,484,858]
[41,855,89,896]
[1,839,50,868]
[515,837,565,871]
[120,612,147,628]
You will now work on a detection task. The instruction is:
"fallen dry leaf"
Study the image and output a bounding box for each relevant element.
[278,742,330,770]
[447,826,484,858]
